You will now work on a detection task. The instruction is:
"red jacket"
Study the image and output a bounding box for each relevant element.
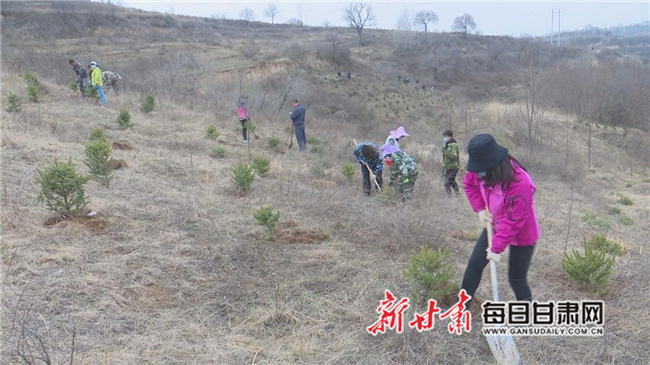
[463,160,540,254]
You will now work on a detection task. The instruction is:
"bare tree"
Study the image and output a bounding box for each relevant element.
[414,10,438,35]
[287,18,303,26]
[325,33,341,66]
[322,20,332,28]
[395,8,413,31]
[452,13,477,35]
[239,8,256,23]
[341,2,377,45]
[264,3,280,24]
[297,4,304,26]
[210,12,227,20]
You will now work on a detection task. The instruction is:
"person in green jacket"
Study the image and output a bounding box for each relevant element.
[442,130,460,196]
[90,61,106,106]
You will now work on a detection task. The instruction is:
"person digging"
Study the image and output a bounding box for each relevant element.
[381,144,419,204]
[353,142,383,196]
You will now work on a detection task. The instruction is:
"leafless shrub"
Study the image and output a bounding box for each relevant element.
[240,42,261,59]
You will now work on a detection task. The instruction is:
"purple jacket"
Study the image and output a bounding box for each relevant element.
[463,160,540,254]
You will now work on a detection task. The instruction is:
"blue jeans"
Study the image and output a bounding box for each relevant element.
[294,122,306,151]
[95,85,106,106]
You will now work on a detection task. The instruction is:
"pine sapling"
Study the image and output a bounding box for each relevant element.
[35,159,90,216]
[117,108,132,128]
[84,138,114,186]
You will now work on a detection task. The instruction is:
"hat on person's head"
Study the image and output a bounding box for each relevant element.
[390,126,410,139]
[90,61,97,67]
[466,134,509,172]
[380,143,401,159]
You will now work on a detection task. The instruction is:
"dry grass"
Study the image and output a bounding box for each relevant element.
[1,6,649,364]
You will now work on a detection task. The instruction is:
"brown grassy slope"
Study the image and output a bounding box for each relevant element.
[2,61,650,365]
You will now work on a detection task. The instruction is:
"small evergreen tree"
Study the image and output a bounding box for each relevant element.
[69,81,79,91]
[341,163,355,182]
[35,159,90,216]
[562,239,615,291]
[251,156,271,176]
[253,206,281,235]
[117,108,133,128]
[205,125,220,140]
[231,162,255,193]
[5,93,22,112]
[23,72,40,86]
[268,137,280,150]
[89,127,106,141]
[405,247,457,306]
[84,138,114,186]
[140,94,155,114]
[26,84,40,102]
[210,146,226,158]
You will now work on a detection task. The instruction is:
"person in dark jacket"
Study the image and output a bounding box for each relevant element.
[289,99,307,151]
[442,130,461,196]
[354,142,383,196]
[69,59,89,98]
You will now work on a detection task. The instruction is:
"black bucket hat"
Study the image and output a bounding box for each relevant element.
[466,134,509,172]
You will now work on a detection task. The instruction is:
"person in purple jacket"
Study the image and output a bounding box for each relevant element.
[460,134,540,309]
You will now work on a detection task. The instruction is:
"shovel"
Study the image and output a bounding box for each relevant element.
[485,221,522,365]
[289,123,294,149]
[353,139,381,191]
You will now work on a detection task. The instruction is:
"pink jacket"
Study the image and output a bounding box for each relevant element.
[463,160,540,254]
[238,106,248,120]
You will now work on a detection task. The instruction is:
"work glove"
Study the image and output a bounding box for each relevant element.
[478,209,493,224]
[486,251,501,263]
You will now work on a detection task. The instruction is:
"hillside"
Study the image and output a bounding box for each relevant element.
[1,2,650,364]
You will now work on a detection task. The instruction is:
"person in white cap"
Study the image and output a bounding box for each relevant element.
[90,61,106,106]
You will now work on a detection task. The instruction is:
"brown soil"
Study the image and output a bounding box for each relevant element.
[110,159,128,170]
[112,141,133,150]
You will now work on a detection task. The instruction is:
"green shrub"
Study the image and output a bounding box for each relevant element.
[231,162,255,192]
[210,146,225,158]
[85,86,99,99]
[310,145,323,154]
[625,183,632,188]
[35,159,90,216]
[23,72,40,86]
[618,216,633,226]
[26,84,40,102]
[140,94,155,114]
[405,247,457,306]
[586,234,624,255]
[253,206,281,235]
[251,156,271,176]
[5,92,22,112]
[69,81,78,91]
[307,136,321,145]
[605,206,621,215]
[89,127,106,141]
[268,137,280,150]
[117,108,133,128]
[84,138,114,186]
[581,212,611,229]
[205,125,220,140]
[618,196,633,206]
[562,239,615,291]
[375,187,395,204]
[341,163,355,182]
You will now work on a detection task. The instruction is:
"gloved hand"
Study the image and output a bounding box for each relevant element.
[486,251,501,262]
[478,209,493,224]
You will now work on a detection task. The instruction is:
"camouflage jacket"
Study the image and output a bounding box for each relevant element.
[72,62,88,81]
[389,151,417,183]
[442,140,460,170]
[353,142,382,173]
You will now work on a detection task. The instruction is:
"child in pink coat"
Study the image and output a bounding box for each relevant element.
[460,134,540,309]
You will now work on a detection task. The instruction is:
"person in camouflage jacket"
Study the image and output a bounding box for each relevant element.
[354,142,383,196]
[381,144,418,203]
[68,59,89,98]
[442,130,460,196]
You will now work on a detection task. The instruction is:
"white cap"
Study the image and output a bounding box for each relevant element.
[90,61,97,67]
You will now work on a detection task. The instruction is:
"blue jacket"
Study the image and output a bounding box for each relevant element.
[354,142,383,173]
[290,104,306,125]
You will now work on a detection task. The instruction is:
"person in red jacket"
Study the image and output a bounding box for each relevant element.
[460,134,540,309]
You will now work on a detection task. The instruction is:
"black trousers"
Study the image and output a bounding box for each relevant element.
[361,165,383,195]
[444,169,460,196]
[461,229,535,308]
[240,118,248,141]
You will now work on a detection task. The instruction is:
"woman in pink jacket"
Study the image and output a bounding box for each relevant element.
[461,134,540,309]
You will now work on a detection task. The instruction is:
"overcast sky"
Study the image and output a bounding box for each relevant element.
[122,1,650,37]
